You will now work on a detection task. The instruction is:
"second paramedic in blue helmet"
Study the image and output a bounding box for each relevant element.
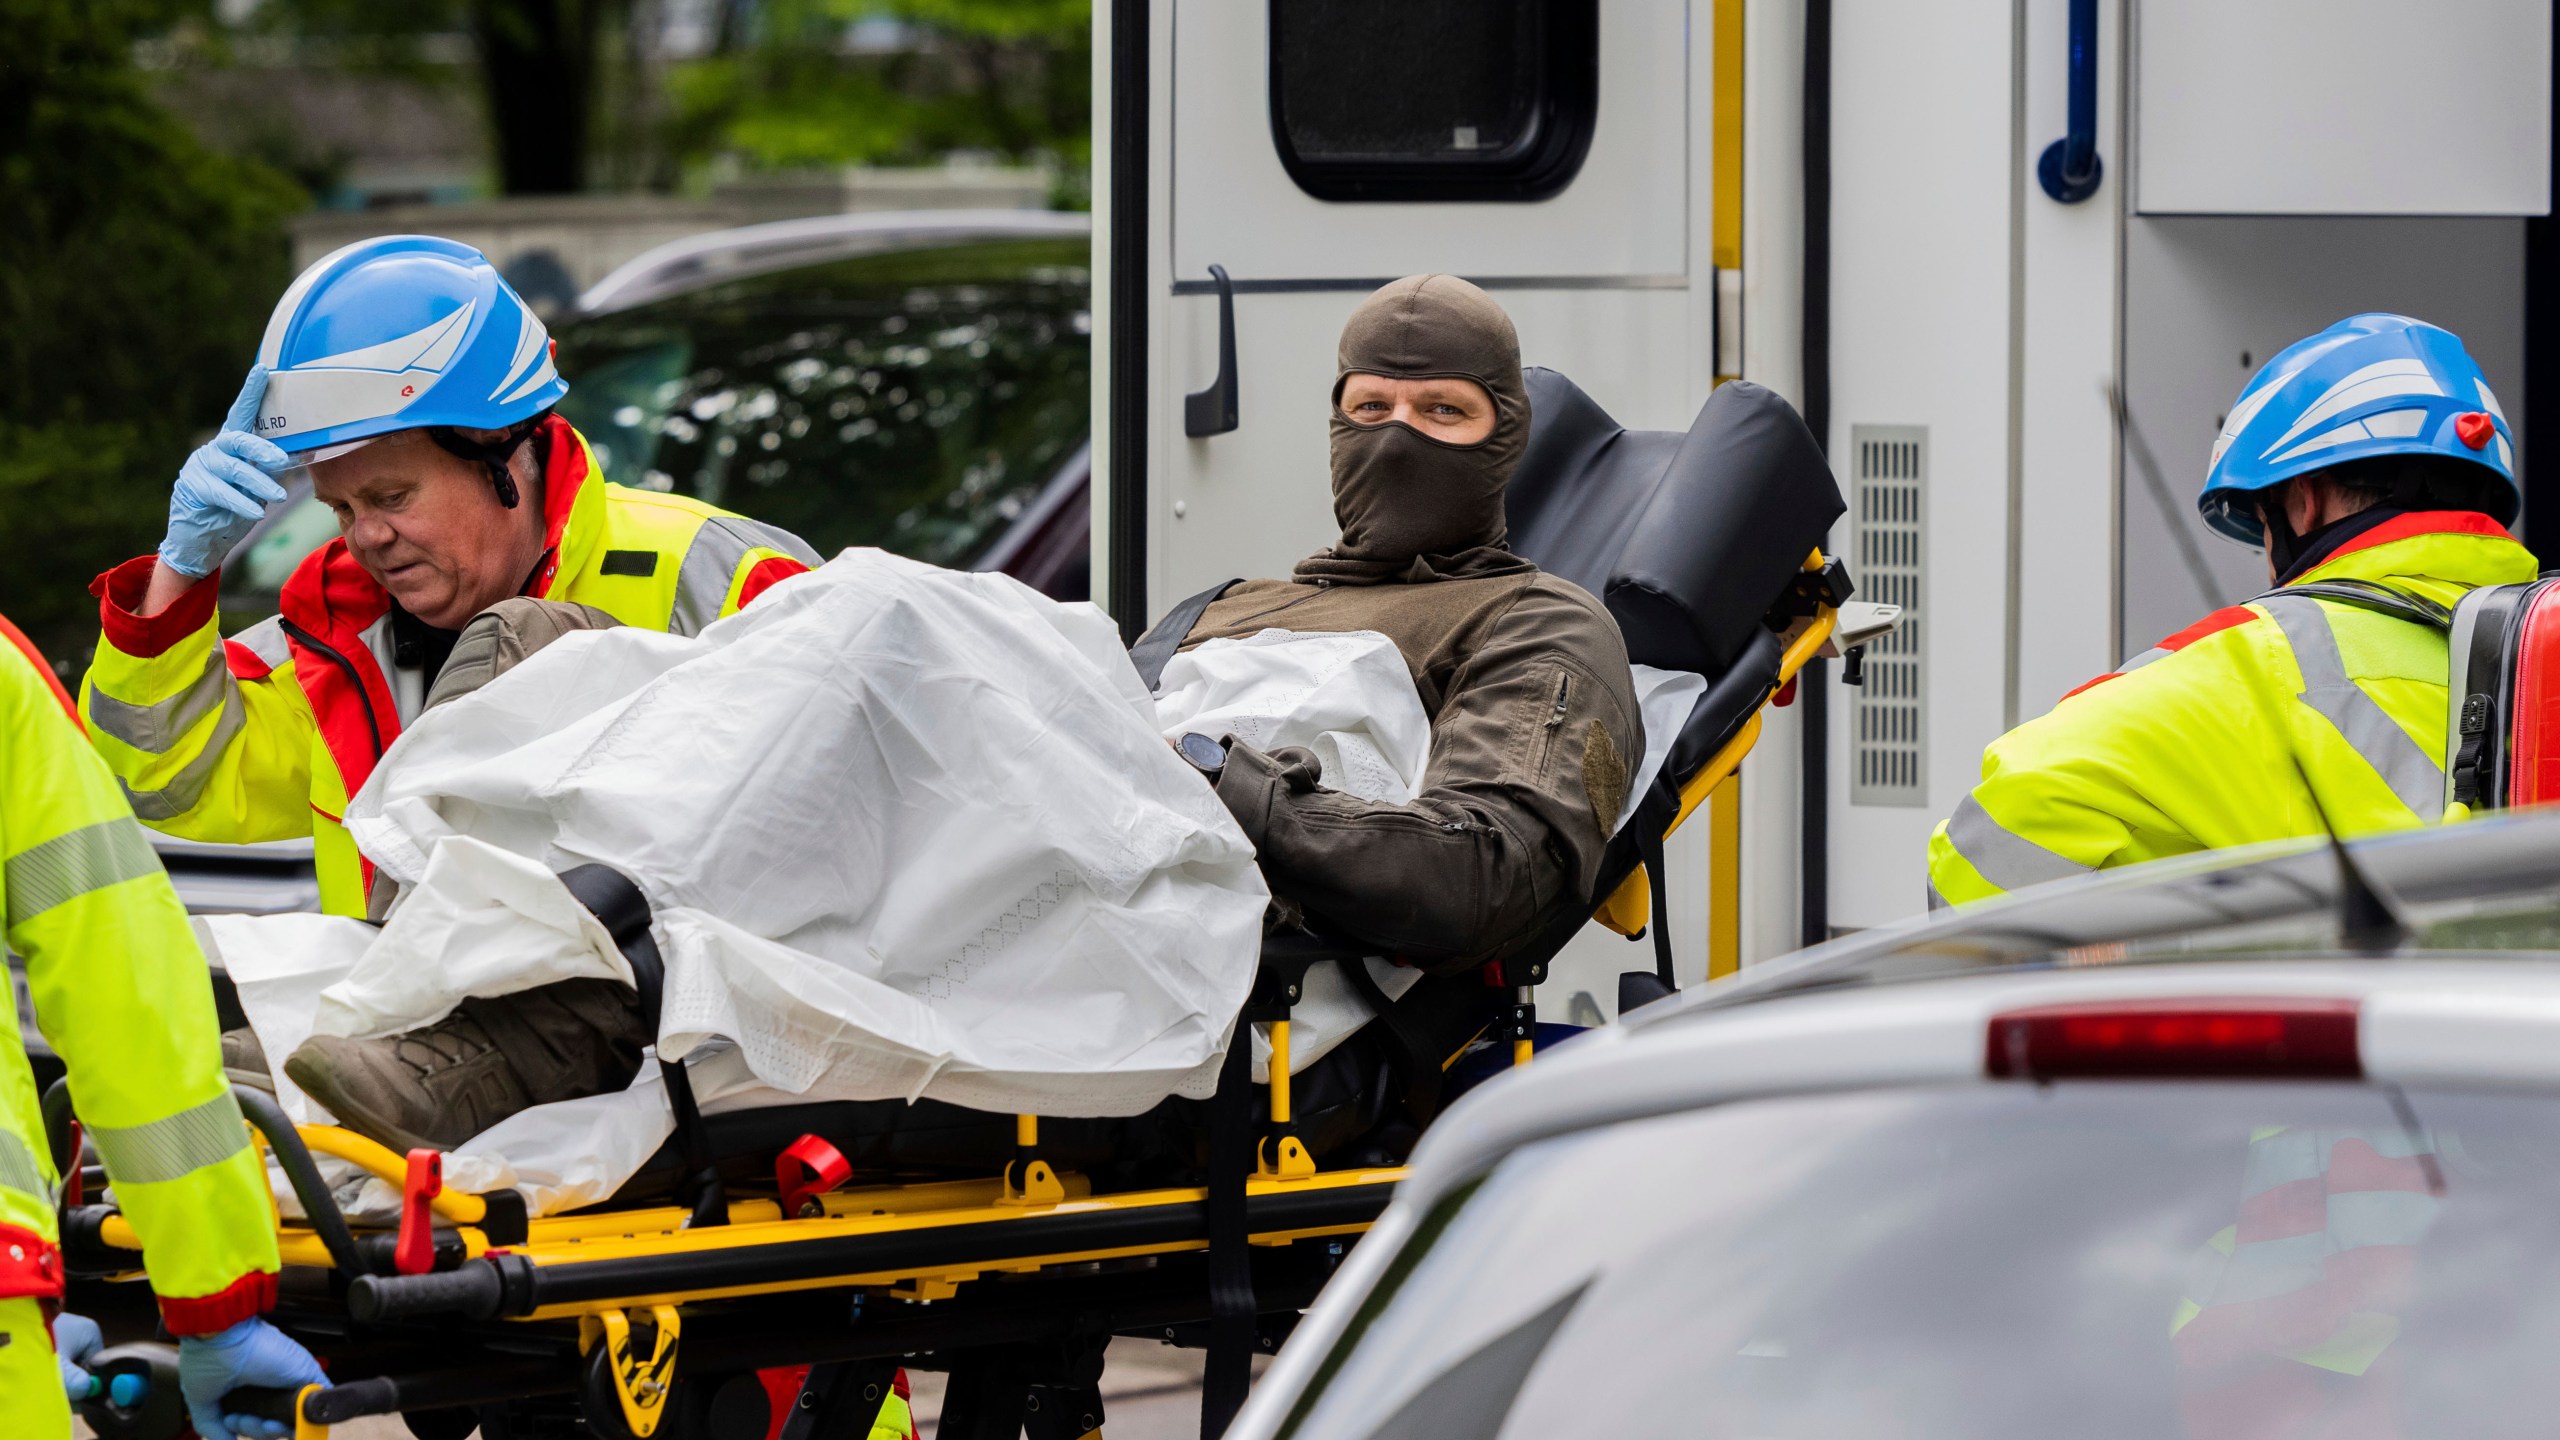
[1927,313,2538,905]
[81,236,821,1110]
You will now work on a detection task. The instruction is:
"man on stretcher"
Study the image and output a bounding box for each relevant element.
[275,275,1642,1164]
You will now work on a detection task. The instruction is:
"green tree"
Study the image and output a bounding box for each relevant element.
[0,0,304,668]
[668,0,1091,201]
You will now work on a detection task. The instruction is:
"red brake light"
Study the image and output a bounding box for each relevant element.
[1986,999,2360,1080]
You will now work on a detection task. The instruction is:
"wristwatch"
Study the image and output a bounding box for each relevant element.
[1176,732,1228,781]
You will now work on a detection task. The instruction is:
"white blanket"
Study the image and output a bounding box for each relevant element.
[216,551,1272,1211]
[208,562,1695,1216]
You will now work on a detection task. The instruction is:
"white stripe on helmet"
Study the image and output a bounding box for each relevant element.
[491,304,548,400]
[298,301,475,374]
[2258,359,2442,460]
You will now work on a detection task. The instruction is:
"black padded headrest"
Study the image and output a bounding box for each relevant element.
[1509,368,1844,676]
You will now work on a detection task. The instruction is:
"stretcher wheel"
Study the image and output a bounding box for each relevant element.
[78,1341,185,1440]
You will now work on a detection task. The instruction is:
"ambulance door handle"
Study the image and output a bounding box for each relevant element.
[2036,0,2103,203]
[1185,264,1240,437]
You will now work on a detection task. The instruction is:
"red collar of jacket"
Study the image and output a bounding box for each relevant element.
[279,416,602,804]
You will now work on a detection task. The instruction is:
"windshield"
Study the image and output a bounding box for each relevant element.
[551,236,1090,568]
[1281,1082,2560,1439]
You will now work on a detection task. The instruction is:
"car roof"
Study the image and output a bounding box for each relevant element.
[1674,805,2560,1016]
[573,208,1094,318]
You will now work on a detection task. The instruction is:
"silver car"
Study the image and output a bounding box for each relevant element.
[1233,812,2560,1439]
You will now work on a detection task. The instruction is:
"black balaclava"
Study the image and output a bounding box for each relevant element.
[1294,275,1534,586]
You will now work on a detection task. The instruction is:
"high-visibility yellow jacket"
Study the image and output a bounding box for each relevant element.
[82,418,818,915]
[1929,512,2540,905]
[0,617,281,1333]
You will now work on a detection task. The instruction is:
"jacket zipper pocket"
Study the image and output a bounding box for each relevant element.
[1533,671,1572,771]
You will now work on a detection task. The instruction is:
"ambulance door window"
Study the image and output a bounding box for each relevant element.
[1268,0,1598,202]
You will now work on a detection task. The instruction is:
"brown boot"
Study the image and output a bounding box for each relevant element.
[221,1026,275,1093]
[285,1010,535,1153]
[283,979,651,1153]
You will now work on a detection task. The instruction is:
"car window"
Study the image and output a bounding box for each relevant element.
[552,236,1091,570]
[1280,1082,2560,1439]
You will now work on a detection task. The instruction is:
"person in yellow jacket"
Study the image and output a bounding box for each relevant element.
[80,236,817,924]
[1930,314,2535,905]
[0,615,325,1438]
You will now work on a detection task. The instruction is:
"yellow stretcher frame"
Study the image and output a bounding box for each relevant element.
[69,571,1847,1438]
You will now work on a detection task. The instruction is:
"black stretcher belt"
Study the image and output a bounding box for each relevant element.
[1336,954,1450,1127]
[558,863,728,1227]
[1200,1021,1256,1439]
[1130,579,1242,693]
[1133,580,1254,1439]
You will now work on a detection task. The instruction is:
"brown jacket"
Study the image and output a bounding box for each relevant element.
[1184,561,1640,976]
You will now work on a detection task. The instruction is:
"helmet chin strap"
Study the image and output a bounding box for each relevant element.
[426,411,550,510]
[2257,496,2304,576]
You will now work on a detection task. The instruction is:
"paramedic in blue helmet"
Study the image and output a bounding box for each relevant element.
[1928,313,2538,905]
[79,235,821,1101]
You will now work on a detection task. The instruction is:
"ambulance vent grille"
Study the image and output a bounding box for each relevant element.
[1850,425,1926,807]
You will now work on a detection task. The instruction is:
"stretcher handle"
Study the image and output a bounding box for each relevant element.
[234,1084,366,1275]
[347,1259,507,1323]
[220,1386,300,1423]
[225,1379,395,1428]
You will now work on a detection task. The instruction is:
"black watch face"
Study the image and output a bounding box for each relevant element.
[1179,732,1226,773]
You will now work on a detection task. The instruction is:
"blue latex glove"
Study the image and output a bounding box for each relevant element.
[52,1311,102,1401]
[178,1317,328,1440]
[160,365,293,579]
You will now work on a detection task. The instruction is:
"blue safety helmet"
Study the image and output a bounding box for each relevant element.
[251,235,568,464]
[2199,313,2518,545]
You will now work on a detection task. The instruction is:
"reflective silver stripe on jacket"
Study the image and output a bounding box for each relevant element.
[2118,645,2172,674]
[2260,595,2445,822]
[1943,794,2093,892]
[4,816,161,927]
[669,517,820,636]
[119,687,245,822]
[88,1090,249,1187]
[86,649,231,753]
[0,1130,46,1201]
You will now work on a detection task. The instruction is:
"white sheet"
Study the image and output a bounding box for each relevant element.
[210,576,1689,1216]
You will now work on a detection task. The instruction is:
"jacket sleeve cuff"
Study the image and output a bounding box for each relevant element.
[1213,742,1326,850]
[158,1269,277,1336]
[1213,741,1284,848]
[93,556,219,659]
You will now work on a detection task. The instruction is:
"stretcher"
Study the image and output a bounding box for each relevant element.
[58,372,1886,1440]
